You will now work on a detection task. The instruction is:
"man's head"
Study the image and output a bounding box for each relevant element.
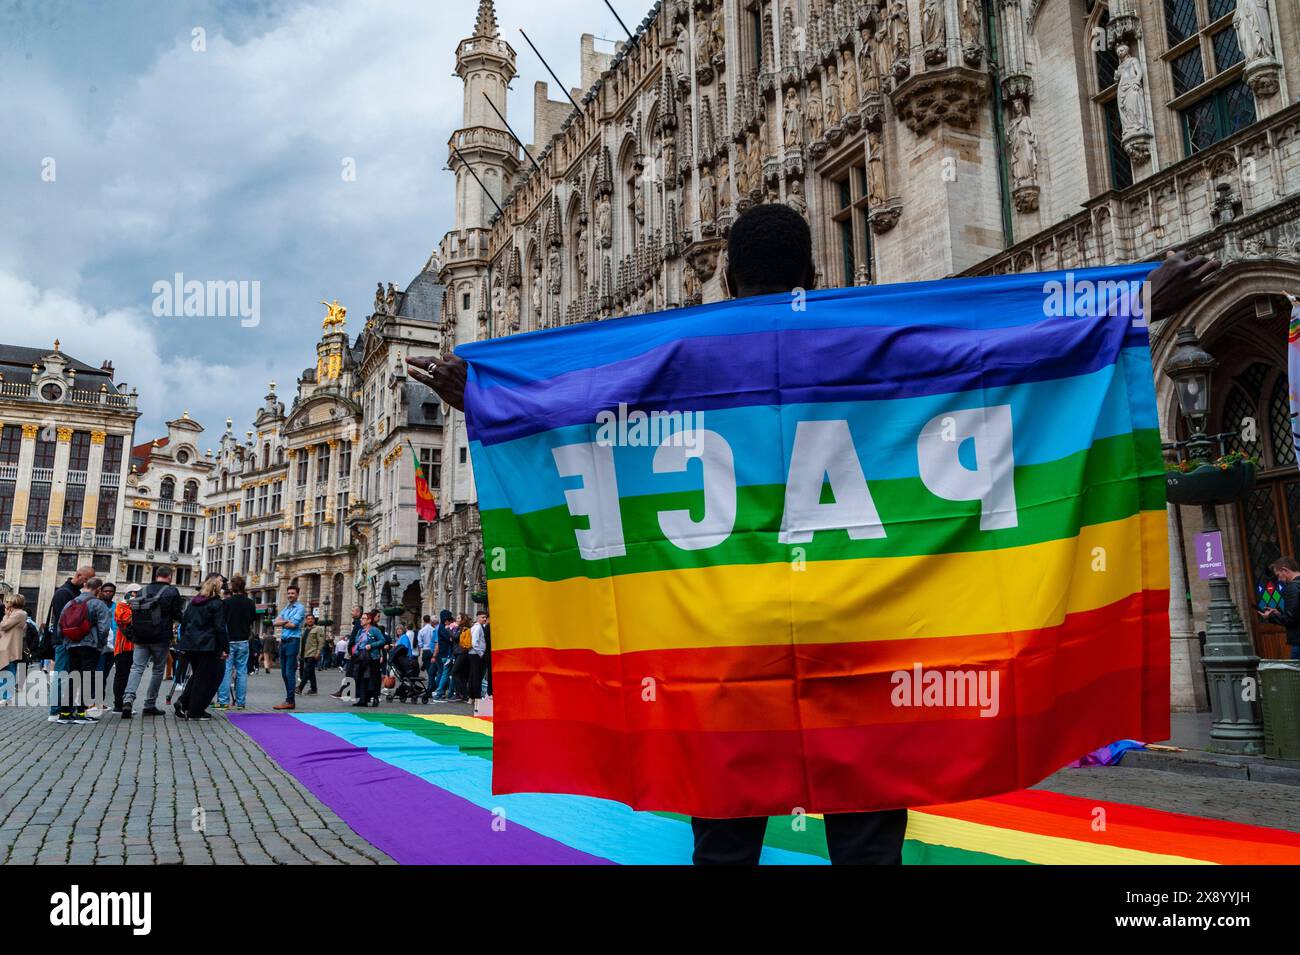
[724,203,816,299]
[100,583,116,602]
[423,615,432,625]
[82,576,103,594]
[440,609,453,624]
[153,565,174,583]
[305,614,316,628]
[230,575,246,595]
[1272,557,1300,582]
[477,610,488,625]
[286,585,299,602]
[72,564,95,587]
[352,605,362,619]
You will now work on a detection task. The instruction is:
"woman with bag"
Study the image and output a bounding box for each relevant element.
[174,574,229,721]
[351,611,384,708]
[1,594,29,706]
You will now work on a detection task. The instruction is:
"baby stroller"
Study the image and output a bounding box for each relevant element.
[384,645,426,704]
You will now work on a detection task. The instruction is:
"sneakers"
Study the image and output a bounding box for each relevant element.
[173,705,189,721]
[235,704,247,710]
[73,715,97,725]
[305,689,317,696]
[120,704,133,719]
[328,690,344,699]
[56,716,77,725]
[189,713,212,721]
[272,702,295,711]
[141,707,164,717]
[47,714,60,722]
[214,703,228,710]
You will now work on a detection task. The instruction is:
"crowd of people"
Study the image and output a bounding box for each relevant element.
[1,562,491,724]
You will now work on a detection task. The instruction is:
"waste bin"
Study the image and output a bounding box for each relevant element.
[1259,660,1300,760]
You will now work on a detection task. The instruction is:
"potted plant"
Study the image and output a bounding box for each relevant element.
[1165,451,1258,506]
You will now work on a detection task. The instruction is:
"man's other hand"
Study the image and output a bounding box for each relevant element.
[407,353,468,412]
[1147,250,1222,322]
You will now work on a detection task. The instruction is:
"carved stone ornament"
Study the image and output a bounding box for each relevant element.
[890,65,989,135]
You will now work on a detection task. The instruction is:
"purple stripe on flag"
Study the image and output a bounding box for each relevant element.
[229,714,610,865]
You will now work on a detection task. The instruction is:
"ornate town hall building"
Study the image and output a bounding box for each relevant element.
[424,0,1300,713]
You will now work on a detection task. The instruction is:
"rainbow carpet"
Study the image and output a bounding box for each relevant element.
[229,712,1300,865]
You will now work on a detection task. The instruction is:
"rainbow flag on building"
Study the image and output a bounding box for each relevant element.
[458,263,1171,818]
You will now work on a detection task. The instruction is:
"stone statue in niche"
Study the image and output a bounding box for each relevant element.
[718,152,733,214]
[807,78,824,140]
[699,165,717,223]
[839,50,858,114]
[825,65,842,127]
[1234,0,1276,64]
[576,225,588,277]
[783,89,802,148]
[1007,99,1038,189]
[786,178,807,218]
[866,128,887,205]
[596,195,612,247]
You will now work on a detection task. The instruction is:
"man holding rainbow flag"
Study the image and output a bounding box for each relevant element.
[408,205,1221,865]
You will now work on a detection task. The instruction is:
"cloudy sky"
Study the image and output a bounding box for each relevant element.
[0,0,627,445]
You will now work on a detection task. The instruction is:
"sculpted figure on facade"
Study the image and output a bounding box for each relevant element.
[783,88,802,148]
[839,50,858,115]
[1007,99,1037,189]
[807,78,824,140]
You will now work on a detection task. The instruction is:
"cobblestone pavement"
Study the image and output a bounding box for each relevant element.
[0,661,472,866]
[2,661,1297,865]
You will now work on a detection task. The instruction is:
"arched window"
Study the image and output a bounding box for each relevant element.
[183,480,199,503]
[160,477,175,500]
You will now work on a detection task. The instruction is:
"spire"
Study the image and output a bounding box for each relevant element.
[474,0,499,38]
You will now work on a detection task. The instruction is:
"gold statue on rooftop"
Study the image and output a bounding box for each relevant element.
[320,299,347,328]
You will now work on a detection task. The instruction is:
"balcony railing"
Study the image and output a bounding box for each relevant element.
[0,530,9,545]
[66,470,87,486]
[100,471,120,487]
[157,498,175,512]
[180,501,200,514]
[0,464,16,481]
[23,531,46,546]
[0,382,31,399]
[94,534,116,549]
[31,468,53,483]
[58,531,81,547]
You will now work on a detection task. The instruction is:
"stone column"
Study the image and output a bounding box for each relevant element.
[48,427,73,544]
[81,431,106,549]
[1167,503,1209,713]
[12,424,38,536]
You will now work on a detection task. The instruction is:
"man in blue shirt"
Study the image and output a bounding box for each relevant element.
[272,585,306,711]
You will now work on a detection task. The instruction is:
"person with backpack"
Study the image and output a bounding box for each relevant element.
[56,576,111,724]
[0,593,29,707]
[448,612,473,703]
[174,574,229,721]
[120,566,184,720]
[45,565,94,721]
[217,576,256,710]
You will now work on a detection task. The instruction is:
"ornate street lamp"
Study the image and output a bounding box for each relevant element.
[1163,328,1264,755]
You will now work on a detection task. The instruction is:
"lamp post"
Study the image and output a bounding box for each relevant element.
[1163,328,1264,755]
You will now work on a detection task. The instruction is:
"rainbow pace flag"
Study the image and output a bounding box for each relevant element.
[458,263,1171,819]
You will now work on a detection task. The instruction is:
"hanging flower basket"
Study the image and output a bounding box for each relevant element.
[1165,457,1257,506]
[471,590,489,606]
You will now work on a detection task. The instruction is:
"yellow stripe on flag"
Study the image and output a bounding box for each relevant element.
[489,511,1168,654]
[415,713,494,737]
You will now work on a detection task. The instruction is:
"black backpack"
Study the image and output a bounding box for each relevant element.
[128,586,171,642]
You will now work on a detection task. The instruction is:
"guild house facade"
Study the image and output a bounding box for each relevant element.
[424,0,1300,714]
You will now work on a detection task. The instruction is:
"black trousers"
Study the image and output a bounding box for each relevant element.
[61,646,100,715]
[178,650,224,717]
[112,650,133,708]
[451,651,470,698]
[299,657,317,692]
[691,809,909,865]
[467,653,486,700]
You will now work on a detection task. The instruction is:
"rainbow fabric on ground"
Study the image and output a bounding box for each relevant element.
[229,712,1300,865]
[458,264,1171,817]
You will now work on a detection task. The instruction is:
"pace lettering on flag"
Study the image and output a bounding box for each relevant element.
[459,263,1171,818]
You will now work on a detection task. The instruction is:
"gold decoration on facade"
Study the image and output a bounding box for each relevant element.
[21,424,38,439]
[320,299,348,328]
[56,427,73,442]
[133,500,151,509]
[90,431,106,445]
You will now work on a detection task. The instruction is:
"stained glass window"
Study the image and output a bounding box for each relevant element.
[1181,79,1256,154]
[1245,486,1282,608]
[1212,27,1244,72]
[1164,0,1199,47]
[1269,375,1297,467]
[1208,0,1237,22]
[1171,47,1206,97]
[1104,100,1133,189]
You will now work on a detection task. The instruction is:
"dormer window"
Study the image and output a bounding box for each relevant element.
[40,382,64,402]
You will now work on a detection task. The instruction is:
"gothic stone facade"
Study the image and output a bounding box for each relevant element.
[427,0,1300,710]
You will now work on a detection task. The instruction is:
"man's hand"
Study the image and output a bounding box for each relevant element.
[407,353,467,412]
[1146,250,1222,322]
